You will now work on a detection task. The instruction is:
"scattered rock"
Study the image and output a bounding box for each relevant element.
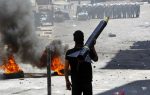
[93,66,96,68]
[19,78,24,80]
[108,33,116,37]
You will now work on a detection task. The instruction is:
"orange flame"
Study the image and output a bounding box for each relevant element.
[0,55,22,74]
[51,56,64,75]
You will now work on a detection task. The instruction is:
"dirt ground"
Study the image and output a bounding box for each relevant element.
[0,2,150,95]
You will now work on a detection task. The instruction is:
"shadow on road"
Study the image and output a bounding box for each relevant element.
[103,41,150,69]
[96,80,150,95]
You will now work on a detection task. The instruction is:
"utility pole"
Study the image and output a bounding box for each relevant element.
[47,47,51,95]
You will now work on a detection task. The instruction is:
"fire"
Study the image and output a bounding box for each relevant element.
[51,56,64,75]
[40,50,65,75]
[0,55,22,74]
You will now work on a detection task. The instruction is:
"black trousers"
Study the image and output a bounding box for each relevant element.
[72,82,92,95]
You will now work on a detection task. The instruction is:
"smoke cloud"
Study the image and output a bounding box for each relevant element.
[0,0,41,67]
[40,40,68,68]
[0,0,68,68]
[49,40,68,59]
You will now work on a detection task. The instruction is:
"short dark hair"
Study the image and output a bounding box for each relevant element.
[73,30,84,44]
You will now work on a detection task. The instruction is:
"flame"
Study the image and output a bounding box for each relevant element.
[51,56,64,75]
[0,55,22,74]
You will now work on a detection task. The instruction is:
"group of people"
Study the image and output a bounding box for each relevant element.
[76,2,141,20]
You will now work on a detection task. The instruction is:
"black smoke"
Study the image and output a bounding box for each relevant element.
[40,40,68,68]
[0,0,41,67]
[0,0,68,68]
[49,40,68,58]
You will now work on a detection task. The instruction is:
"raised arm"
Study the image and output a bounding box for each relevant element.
[90,46,98,62]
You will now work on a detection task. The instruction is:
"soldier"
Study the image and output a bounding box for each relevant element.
[130,3,135,18]
[97,3,104,19]
[135,3,140,18]
[76,5,82,18]
[109,4,113,19]
[127,3,132,18]
[92,3,97,19]
[95,3,99,19]
[104,4,109,18]
[117,3,122,18]
[122,3,127,18]
[87,4,92,19]
[113,4,117,19]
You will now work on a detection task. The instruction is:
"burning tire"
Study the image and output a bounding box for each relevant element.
[3,71,24,79]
